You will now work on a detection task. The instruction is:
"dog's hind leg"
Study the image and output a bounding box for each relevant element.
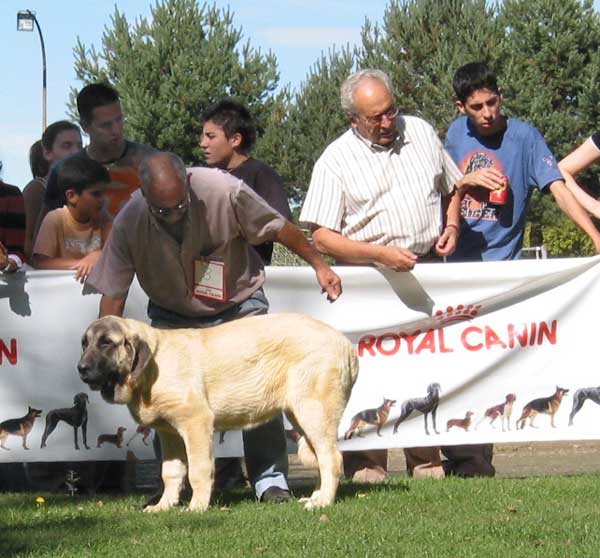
[40,415,58,448]
[569,394,585,426]
[144,430,188,513]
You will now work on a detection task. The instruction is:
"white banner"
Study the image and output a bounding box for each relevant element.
[1,257,600,462]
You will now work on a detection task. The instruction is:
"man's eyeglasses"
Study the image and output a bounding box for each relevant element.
[359,105,399,126]
[148,195,189,218]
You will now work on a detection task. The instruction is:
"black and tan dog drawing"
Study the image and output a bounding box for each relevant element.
[0,406,42,450]
[516,386,569,429]
[475,393,516,431]
[344,398,396,439]
[446,411,474,432]
[97,426,127,448]
[568,386,600,426]
[127,425,152,446]
[40,392,90,450]
[393,383,441,436]
[78,314,358,512]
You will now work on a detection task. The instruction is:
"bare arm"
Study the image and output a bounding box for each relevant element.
[435,190,461,257]
[310,226,418,271]
[99,294,127,318]
[275,221,342,301]
[558,138,600,219]
[549,180,600,252]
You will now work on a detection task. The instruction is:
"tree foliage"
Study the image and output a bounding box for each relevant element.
[70,0,279,165]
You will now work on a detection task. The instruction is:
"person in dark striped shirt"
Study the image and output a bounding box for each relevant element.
[0,163,26,273]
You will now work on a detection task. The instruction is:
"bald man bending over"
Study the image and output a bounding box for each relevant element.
[88,151,342,504]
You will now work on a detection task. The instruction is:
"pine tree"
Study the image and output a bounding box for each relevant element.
[69,0,279,165]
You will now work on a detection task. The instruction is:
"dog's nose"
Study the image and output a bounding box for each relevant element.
[77,363,90,378]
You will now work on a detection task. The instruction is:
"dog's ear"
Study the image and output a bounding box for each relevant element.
[125,334,153,382]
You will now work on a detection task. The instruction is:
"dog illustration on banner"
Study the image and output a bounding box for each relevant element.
[446,411,474,432]
[78,314,359,512]
[568,387,600,426]
[97,426,127,448]
[127,425,153,446]
[0,406,42,450]
[344,398,396,439]
[475,393,517,431]
[40,392,90,450]
[517,386,569,429]
[393,383,441,436]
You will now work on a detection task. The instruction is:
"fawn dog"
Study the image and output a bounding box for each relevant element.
[97,426,127,448]
[344,398,396,439]
[0,406,42,450]
[517,386,569,429]
[475,393,516,431]
[446,411,474,432]
[78,314,358,512]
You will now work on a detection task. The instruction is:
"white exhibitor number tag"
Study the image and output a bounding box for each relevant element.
[193,259,226,301]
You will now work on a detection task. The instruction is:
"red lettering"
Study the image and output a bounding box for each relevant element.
[358,335,376,357]
[376,333,401,356]
[461,326,483,351]
[485,326,507,350]
[416,330,436,354]
[437,328,454,353]
[508,324,528,349]
[537,320,557,345]
[529,322,538,346]
[0,339,17,365]
[400,330,421,355]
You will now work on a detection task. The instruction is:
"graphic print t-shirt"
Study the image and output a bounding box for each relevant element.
[445,116,563,261]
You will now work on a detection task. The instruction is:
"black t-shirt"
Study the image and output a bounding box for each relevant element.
[229,158,292,265]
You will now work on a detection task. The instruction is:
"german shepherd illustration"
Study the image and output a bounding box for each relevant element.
[344,398,396,439]
[97,426,127,448]
[516,387,569,429]
[568,387,600,426]
[393,383,441,436]
[475,393,516,431]
[0,406,42,450]
[446,411,474,432]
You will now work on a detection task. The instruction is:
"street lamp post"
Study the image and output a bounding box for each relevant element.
[17,10,47,132]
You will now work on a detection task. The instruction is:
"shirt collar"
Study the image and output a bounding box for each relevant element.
[351,124,407,153]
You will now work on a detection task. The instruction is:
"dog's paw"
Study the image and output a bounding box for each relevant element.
[143,499,177,513]
[187,498,209,513]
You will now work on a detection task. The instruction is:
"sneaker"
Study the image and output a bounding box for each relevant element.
[260,486,292,503]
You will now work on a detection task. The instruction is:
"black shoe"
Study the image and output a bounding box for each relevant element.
[260,486,292,503]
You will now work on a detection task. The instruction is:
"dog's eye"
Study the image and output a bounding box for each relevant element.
[98,336,114,348]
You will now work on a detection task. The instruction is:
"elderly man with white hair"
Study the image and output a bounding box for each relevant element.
[300,69,488,481]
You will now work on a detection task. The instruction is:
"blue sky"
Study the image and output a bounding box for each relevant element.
[0,0,386,188]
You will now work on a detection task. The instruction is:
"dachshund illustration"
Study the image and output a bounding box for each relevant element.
[446,411,474,432]
[569,386,600,426]
[475,393,516,431]
[344,398,396,439]
[0,406,42,450]
[97,426,127,448]
[393,383,441,436]
[40,393,90,450]
[516,386,569,429]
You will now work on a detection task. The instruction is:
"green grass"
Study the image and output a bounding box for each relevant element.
[3,475,600,558]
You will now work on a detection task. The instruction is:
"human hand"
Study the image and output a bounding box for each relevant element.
[458,167,504,193]
[377,245,418,271]
[315,266,342,302]
[71,251,101,283]
[435,225,459,257]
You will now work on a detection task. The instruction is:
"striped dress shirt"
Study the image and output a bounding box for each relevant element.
[300,115,462,255]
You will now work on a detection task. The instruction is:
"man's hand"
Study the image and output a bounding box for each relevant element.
[457,167,504,194]
[0,241,8,269]
[435,225,459,257]
[315,265,342,302]
[71,251,102,284]
[376,245,418,271]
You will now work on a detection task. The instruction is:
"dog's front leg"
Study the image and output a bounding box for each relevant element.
[73,426,80,450]
[181,415,214,513]
[82,417,90,449]
[432,406,440,435]
[144,430,188,513]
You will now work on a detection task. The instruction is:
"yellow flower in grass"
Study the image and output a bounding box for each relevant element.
[35,496,45,506]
